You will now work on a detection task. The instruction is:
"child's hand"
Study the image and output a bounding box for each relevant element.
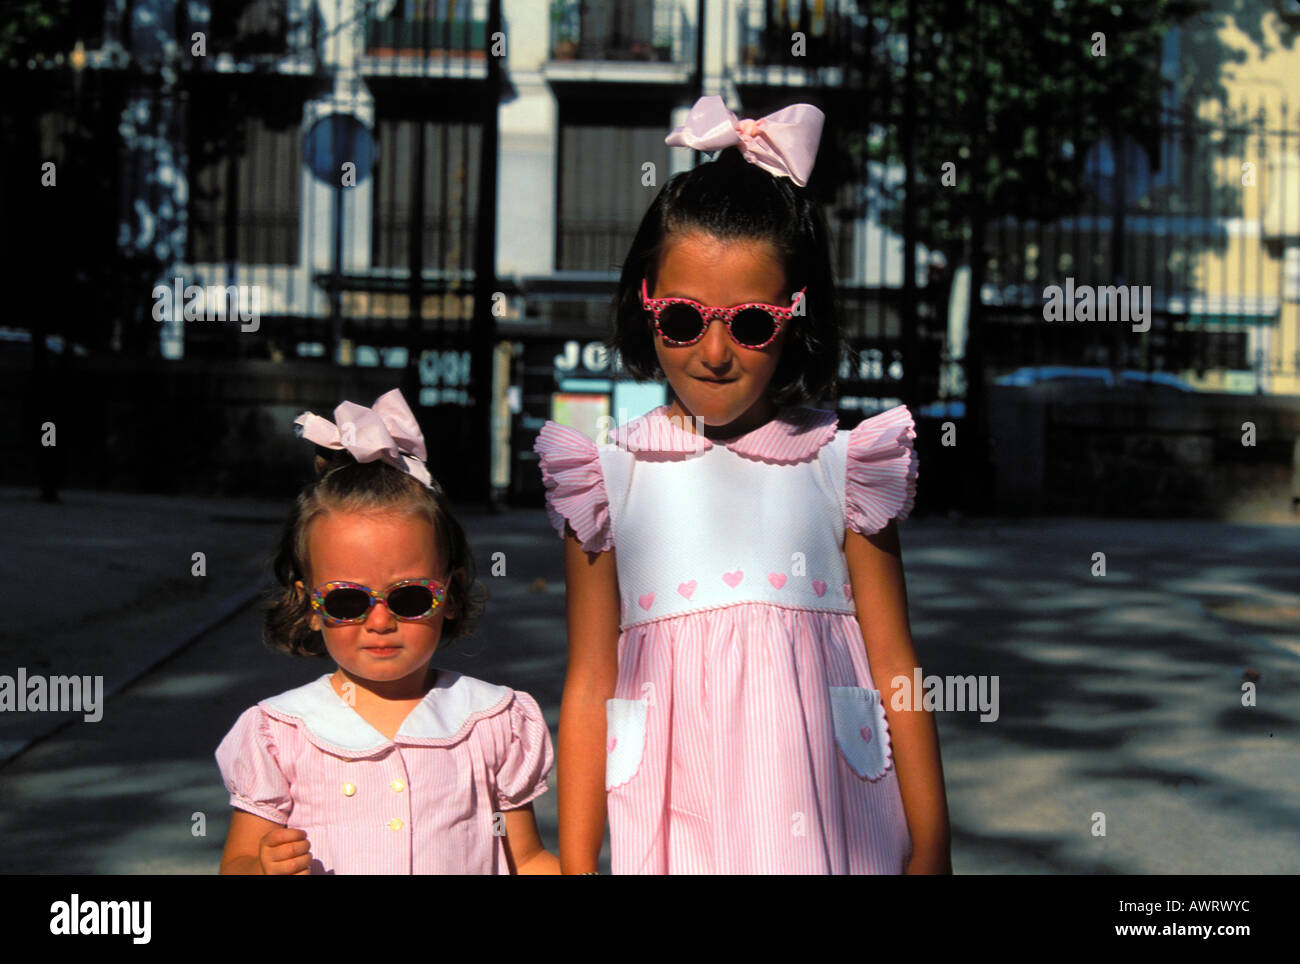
[258,827,313,875]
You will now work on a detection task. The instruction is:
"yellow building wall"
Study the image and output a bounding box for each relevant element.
[1186,5,1300,394]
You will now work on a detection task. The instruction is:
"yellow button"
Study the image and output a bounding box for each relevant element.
[389,818,404,831]
[391,779,405,793]
[343,783,357,796]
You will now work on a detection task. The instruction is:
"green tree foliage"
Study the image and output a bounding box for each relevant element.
[820,0,1292,265]
[0,0,79,62]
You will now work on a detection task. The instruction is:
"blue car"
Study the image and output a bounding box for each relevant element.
[993,366,1195,391]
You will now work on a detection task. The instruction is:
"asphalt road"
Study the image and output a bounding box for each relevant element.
[1,491,1296,873]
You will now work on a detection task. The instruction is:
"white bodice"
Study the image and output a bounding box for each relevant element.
[599,433,854,629]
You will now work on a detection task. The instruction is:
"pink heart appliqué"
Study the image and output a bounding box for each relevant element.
[843,583,854,601]
[812,579,827,597]
[607,736,617,753]
[723,570,744,588]
[860,725,873,743]
[768,572,787,589]
[638,592,655,610]
[677,580,697,599]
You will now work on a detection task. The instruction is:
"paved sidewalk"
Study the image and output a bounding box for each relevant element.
[0,490,1297,873]
[0,486,285,764]
[0,492,574,873]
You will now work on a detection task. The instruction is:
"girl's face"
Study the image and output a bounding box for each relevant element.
[650,232,790,436]
[296,510,459,695]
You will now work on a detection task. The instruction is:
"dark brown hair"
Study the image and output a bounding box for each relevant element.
[607,144,845,406]
[262,451,486,659]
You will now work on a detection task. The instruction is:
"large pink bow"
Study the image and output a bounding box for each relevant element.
[664,95,825,187]
[293,388,433,489]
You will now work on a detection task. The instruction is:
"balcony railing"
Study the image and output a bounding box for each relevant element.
[365,17,489,57]
[557,220,638,272]
[549,0,689,63]
[734,0,867,69]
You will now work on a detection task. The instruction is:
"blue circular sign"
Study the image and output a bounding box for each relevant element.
[303,113,375,185]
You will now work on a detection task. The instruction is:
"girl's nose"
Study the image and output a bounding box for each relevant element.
[697,317,733,365]
[366,600,397,629]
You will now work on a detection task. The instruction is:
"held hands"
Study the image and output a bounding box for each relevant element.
[259,827,313,875]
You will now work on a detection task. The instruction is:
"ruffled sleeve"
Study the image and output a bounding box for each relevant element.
[494,691,555,811]
[533,422,613,553]
[844,405,919,536]
[214,707,293,824]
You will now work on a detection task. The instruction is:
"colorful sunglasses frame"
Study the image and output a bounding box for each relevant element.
[309,577,447,624]
[640,278,807,350]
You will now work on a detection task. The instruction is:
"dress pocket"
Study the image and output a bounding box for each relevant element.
[605,697,649,790]
[828,686,893,780]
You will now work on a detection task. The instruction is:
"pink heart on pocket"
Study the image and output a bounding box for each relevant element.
[722,570,744,588]
[677,580,697,599]
[768,572,787,589]
[843,583,854,601]
[860,725,873,744]
[607,736,617,753]
[638,592,655,610]
[812,579,827,597]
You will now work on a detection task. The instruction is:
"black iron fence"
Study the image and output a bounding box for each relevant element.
[13,4,1296,375]
[975,103,1298,389]
[4,0,1299,509]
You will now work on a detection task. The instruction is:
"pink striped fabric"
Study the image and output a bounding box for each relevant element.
[723,405,838,463]
[535,421,613,552]
[603,404,838,464]
[608,605,911,873]
[536,404,920,874]
[610,408,712,455]
[214,674,553,874]
[844,405,918,535]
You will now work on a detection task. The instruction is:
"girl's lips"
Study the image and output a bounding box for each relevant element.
[363,646,400,655]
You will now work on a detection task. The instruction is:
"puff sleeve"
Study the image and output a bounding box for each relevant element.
[844,405,919,536]
[493,690,555,811]
[533,421,613,553]
[214,706,293,824]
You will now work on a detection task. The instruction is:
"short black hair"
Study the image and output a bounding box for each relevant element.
[607,144,844,406]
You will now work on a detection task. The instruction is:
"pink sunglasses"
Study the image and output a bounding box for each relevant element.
[640,278,806,350]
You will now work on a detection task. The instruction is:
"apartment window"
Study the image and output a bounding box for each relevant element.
[558,122,667,271]
[575,0,655,60]
[371,117,481,271]
[207,0,290,58]
[188,111,301,265]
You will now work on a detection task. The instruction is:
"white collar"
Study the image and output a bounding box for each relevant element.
[610,405,838,464]
[261,671,513,756]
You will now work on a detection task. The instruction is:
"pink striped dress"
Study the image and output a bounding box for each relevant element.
[214,671,553,874]
[534,403,918,874]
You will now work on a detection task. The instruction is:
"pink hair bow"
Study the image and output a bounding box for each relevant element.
[664,95,825,187]
[293,388,433,489]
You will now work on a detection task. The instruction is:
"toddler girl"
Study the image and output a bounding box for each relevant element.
[536,96,951,874]
[217,388,557,874]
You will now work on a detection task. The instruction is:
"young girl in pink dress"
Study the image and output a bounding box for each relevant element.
[535,96,952,874]
[216,389,557,874]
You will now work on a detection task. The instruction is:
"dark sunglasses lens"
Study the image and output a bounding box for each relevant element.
[386,585,435,618]
[730,307,779,347]
[658,303,706,343]
[323,588,370,620]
